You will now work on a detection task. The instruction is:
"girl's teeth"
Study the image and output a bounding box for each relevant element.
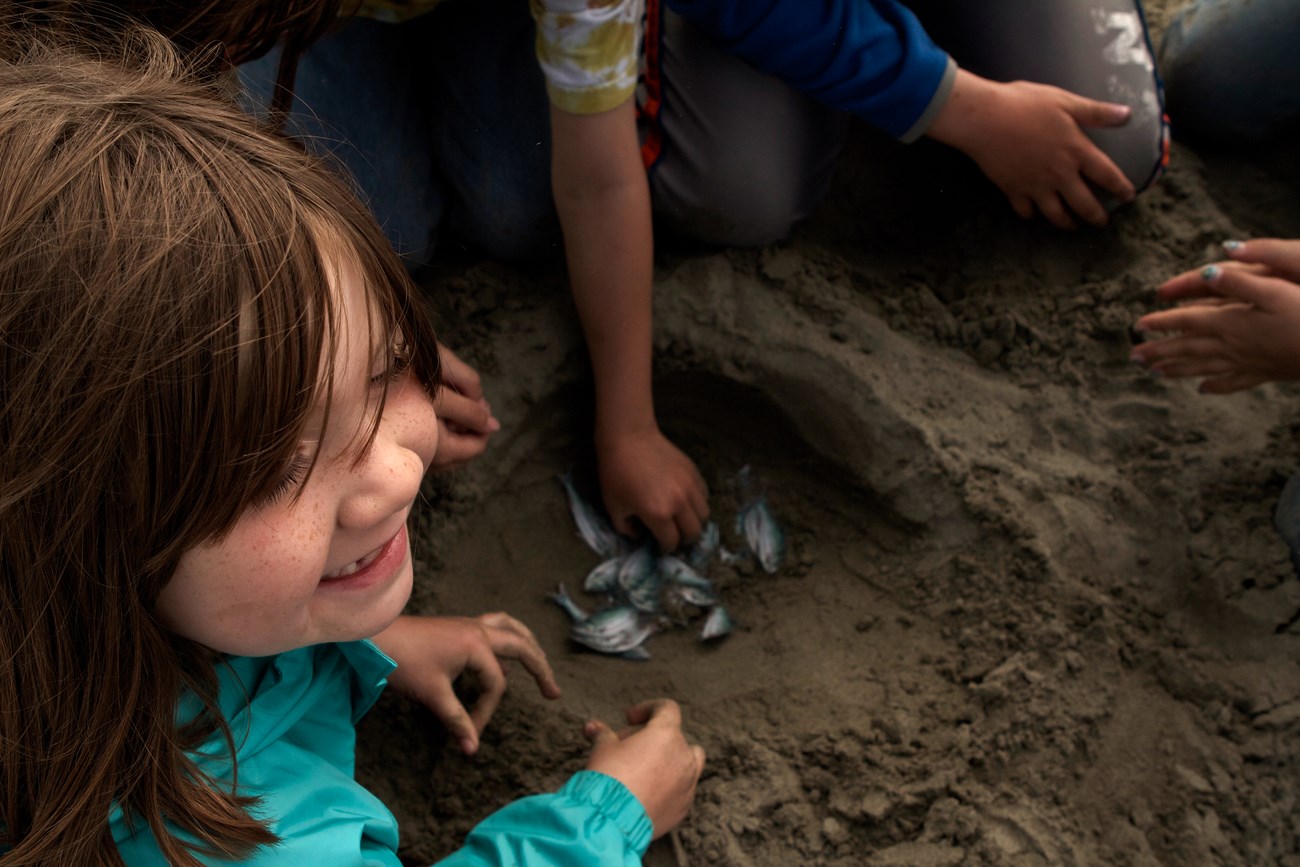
[325,546,381,579]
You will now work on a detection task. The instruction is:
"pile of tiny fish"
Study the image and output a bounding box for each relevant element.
[550,466,786,660]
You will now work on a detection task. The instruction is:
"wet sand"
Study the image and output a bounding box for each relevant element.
[357,4,1300,862]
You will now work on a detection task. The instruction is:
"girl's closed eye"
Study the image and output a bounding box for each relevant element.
[264,451,313,504]
[370,339,411,388]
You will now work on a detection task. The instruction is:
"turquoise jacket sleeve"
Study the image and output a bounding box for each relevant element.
[111,643,652,866]
[664,0,955,141]
[437,772,652,866]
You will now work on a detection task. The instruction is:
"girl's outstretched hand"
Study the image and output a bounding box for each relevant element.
[373,614,561,756]
[1133,239,1300,393]
[584,699,706,839]
[431,342,500,471]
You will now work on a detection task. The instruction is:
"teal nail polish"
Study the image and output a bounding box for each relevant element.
[1223,240,1243,252]
[1201,265,1221,281]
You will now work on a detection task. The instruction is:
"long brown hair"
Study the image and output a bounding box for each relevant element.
[0,27,439,866]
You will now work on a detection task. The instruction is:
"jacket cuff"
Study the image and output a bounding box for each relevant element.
[559,770,654,854]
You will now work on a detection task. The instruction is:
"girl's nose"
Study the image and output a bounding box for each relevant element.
[335,434,426,531]
[337,380,438,530]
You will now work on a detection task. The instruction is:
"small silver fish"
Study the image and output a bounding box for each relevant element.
[583,556,623,594]
[559,472,626,559]
[571,605,657,654]
[668,582,719,609]
[700,605,733,641]
[740,496,785,574]
[619,646,652,662]
[718,545,746,567]
[549,583,589,623]
[659,555,705,585]
[617,547,662,613]
[683,521,720,570]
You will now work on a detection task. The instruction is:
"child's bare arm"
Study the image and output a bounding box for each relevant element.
[1133,239,1300,392]
[371,614,561,756]
[549,100,709,551]
[583,699,706,838]
[926,68,1134,229]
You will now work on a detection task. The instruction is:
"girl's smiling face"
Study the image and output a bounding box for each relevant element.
[155,253,439,657]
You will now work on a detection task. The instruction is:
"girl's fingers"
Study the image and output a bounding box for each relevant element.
[1069,95,1132,130]
[1060,174,1108,227]
[437,342,485,400]
[1036,192,1077,231]
[1159,262,1290,310]
[627,698,680,728]
[1151,359,1238,379]
[478,616,562,699]
[1137,301,1245,335]
[1009,193,1035,222]
[1157,261,1263,300]
[1199,372,1268,394]
[1078,143,1134,205]
[1199,264,1294,309]
[584,719,618,745]
[1225,238,1300,283]
[1131,334,1223,365]
[457,643,507,735]
[425,680,480,755]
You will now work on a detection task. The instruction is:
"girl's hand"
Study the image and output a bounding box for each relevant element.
[1133,240,1300,392]
[584,699,706,839]
[596,427,709,552]
[431,342,500,471]
[372,614,561,755]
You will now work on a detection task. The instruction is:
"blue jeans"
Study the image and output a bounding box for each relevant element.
[239,1,557,266]
[1159,0,1300,144]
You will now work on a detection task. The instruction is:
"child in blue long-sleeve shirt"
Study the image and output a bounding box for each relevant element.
[0,28,704,866]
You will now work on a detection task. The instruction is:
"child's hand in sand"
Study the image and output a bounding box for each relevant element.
[927,70,1135,229]
[1133,239,1300,393]
[372,614,561,756]
[597,426,710,552]
[432,342,500,471]
[584,699,706,839]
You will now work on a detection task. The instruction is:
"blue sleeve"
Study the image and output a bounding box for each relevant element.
[663,0,956,141]
[434,772,653,867]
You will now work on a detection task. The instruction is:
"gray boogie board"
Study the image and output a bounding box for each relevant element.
[906,0,1169,194]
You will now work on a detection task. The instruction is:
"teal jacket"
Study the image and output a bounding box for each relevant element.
[110,642,652,865]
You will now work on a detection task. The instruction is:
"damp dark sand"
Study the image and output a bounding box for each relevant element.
[356,4,1300,862]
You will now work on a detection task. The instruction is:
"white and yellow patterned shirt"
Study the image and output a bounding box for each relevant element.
[350,0,641,114]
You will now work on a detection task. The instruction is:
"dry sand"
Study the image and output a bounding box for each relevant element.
[356,4,1300,863]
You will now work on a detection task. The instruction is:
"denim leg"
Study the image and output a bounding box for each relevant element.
[416,0,560,262]
[1160,0,1300,144]
[238,18,443,265]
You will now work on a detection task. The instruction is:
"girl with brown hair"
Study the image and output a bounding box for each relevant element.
[0,28,703,867]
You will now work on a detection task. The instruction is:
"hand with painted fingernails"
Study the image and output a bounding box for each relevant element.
[583,699,706,839]
[431,341,500,471]
[1132,239,1300,393]
[372,613,561,755]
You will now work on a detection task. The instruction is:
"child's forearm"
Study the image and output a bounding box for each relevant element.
[549,101,659,440]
